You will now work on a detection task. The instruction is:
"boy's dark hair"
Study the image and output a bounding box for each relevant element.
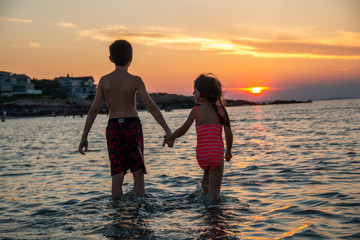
[109,40,133,66]
[194,73,231,127]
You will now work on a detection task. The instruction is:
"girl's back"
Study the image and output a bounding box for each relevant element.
[195,105,223,126]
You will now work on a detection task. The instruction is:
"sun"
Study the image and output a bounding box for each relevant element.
[251,87,262,94]
[236,87,270,95]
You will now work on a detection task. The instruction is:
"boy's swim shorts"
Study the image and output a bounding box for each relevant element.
[106,117,146,176]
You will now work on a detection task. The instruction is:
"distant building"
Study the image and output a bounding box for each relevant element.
[56,74,96,99]
[0,71,42,97]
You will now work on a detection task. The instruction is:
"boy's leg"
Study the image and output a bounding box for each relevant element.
[132,169,145,196]
[202,170,209,194]
[112,172,125,199]
[208,159,224,201]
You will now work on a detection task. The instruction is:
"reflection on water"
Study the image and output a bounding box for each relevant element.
[1,99,360,239]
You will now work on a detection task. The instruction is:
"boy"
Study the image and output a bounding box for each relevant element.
[78,40,173,199]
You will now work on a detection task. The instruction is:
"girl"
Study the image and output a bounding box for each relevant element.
[164,73,233,201]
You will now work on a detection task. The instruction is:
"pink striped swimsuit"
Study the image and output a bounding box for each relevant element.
[195,106,224,170]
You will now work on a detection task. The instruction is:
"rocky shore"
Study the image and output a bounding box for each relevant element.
[0,93,311,117]
[0,97,91,117]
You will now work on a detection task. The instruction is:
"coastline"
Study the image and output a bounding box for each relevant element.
[0,93,312,117]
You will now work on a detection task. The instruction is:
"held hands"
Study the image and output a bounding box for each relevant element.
[78,138,88,155]
[163,132,174,148]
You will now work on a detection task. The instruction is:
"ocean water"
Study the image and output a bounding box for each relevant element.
[1,99,359,239]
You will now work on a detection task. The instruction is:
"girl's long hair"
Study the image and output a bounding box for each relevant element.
[194,73,230,127]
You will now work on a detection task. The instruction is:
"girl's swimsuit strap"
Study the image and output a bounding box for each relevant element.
[215,107,224,124]
[196,106,205,125]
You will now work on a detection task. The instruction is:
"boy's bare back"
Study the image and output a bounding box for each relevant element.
[100,70,142,118]
[79,39,173,161]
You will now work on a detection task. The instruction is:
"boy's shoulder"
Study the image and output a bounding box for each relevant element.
[99,72,143,83]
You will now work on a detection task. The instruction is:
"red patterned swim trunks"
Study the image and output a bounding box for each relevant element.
[106,117,146,176]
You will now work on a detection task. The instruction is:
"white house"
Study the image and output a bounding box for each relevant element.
[0,71,42,97]
[56,74,96,99]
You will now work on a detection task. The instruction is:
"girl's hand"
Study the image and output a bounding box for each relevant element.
[225,151,232,162]
[78,138,88,155]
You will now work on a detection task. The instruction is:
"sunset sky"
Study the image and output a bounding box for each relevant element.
[1,0,359,101]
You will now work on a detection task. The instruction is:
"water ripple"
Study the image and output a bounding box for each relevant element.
[0,99,359,239]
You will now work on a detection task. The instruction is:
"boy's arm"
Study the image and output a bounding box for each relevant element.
[78,79,104,154]
[136,77,172,135]
[166,108,196,142]
[224,124,233,161]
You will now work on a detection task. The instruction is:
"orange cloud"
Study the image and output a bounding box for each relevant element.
[0,17,33,23]
[29,42,40,48]
[77,25,360,59]
[57,22,79,29]
[231,38,360,59]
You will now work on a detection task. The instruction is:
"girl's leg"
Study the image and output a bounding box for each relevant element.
[202,170,209,194]
[112,172,125,199]
[132,169,145,197]
[208,159,224,202]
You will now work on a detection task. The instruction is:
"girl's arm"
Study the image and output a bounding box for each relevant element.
[165,108,196,143]
[222,109,233,161]
[224,125,233,161]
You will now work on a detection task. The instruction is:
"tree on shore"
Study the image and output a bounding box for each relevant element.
[31,79,66,97]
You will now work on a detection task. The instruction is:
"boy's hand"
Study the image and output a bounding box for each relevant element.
[225,151,232,162]
[78,138,88,155]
